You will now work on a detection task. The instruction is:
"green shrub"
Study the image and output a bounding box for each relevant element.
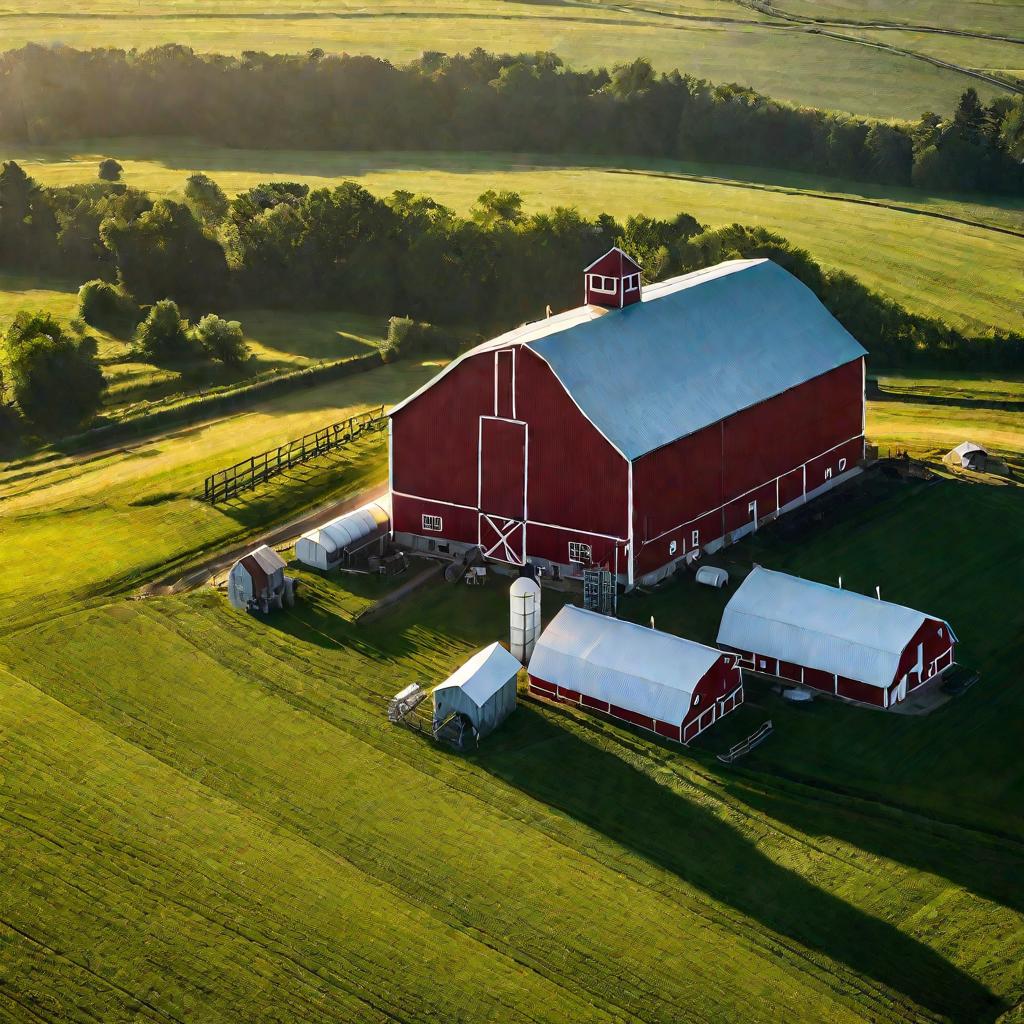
[191,314,249,366]
[77,279,140,333]
[134,299,192,362]
[98,158,123,182]
[381,316,459,363]
[4,311,105,432]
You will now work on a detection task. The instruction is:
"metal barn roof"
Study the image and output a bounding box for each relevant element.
[717,567,956,689]
[433,642,522,708]
[389,259,866,459]
[529,605,722,723]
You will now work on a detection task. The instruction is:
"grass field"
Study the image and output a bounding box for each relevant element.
[0,0,1016,118]
[1,358,1023,1022]
[8,145,1024,335]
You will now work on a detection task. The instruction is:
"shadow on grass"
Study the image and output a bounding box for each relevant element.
[478,702,1004,1024]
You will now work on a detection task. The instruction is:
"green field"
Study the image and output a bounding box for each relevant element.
[8,144,1024,335]
[0,0,1017,118]
[1,357,1023,1022]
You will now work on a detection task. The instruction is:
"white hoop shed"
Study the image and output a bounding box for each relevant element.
[432,642,521,738]
[295,499,390,570]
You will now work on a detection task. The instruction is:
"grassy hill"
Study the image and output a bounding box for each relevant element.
[1,0,1018,118]
[7,145,1024,336]
[0,360,1022,1022]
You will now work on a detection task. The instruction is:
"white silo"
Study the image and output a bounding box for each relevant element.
[510,576,542,664]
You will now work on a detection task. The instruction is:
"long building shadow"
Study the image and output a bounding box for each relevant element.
[718,768,1024,918]
[479,703,1003,1023]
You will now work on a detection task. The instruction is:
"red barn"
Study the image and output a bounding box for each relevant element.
[528,605,743,744]
[717,567,957,708]
[388,252,867,586]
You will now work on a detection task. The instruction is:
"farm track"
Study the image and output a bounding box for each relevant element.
[608,167,1024,239]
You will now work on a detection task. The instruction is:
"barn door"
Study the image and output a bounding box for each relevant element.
[478,416,527,565]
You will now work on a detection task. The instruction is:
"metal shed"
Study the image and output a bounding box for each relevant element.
[228,545,289,612]
[696,566,729,588]
[432,642,521,739]
[295,499,390,570]
[948,441,987,471]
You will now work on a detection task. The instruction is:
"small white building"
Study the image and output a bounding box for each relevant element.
[432,642,521,739]
[946,441,988,471]
[295,499,390,570]
[228,545,291,613]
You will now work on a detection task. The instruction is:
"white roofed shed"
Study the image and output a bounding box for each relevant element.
[528,606,743,743]
[295,499,390,570]
[432,642,521,738]
[717,567,957,706]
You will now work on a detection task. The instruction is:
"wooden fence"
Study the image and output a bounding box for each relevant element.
[717,720,773,764]
[202,405,386,503]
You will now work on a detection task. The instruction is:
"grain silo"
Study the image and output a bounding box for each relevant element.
[510,575,541,663]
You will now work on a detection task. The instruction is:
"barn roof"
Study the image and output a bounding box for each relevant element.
[433,642,521,708]
[236,545,286,591]
[950,441,986,457]
[716,567,956,689]
[389,259,866,459]
[529,605,723,723]
[583,246,642,275]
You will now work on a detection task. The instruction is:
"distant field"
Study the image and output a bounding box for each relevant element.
[1,364,1023,1022]
[0,0,1016,118]
[9,143,1024,334]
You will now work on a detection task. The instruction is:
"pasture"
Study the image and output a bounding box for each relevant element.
[0,361,1022,1022]
[8,145,1024,334]
[0,0,1015,118]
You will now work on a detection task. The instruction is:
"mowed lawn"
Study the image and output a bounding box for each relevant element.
[0,0,1011,118]
[10,145,1023,334]
[0,360,438,628]
[0,367,1022,1022]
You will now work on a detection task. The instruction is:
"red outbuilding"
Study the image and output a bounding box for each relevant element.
[528,605,743,744]
[717,567,957,708]
[388,252,867,586]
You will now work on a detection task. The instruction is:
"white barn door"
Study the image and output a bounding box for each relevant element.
[478,416,527,566]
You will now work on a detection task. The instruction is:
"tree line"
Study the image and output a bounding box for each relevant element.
[2,160,1022,439]
[2,45,1022,195]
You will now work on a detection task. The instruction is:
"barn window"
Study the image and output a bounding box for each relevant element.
[691,529,700,549]
[568,541,592,564]
[839,457,848,471]
[693,693,701,707]
[422,514,443,532]
[624,273,640,292]
[669,539,677,556]
[825,467,833,480]
[938,627,944,638]
[589,274,617,295]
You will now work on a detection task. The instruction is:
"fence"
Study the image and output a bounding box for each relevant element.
[717,720,773,764]
[202,405,386,503]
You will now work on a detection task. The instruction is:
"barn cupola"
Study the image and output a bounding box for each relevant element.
[584,247,643,309]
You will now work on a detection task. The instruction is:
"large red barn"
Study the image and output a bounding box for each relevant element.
[388,251,867,586]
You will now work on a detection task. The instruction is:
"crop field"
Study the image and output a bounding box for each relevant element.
[0,362,1022,1022]
[0,0,1015,118]
[8,145,1024,334]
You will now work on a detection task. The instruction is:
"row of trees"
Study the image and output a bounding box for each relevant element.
[3,160,1023,438]
[1,45,1022,194]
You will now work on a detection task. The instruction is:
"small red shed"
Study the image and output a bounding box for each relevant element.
[528,605,743,744]
[717,567,957,708]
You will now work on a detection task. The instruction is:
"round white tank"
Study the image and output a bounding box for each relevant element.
[510,576,542,664]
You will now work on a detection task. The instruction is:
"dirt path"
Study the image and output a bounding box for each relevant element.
[138,482,388,598]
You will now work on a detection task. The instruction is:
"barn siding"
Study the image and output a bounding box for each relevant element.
[893,618,954,689]
[632,359,864,578]
[479,418,526,520]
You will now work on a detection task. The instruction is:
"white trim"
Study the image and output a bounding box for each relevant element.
[583,246,642,274]
[392,491,477,513]
[387,417,394,536]
[511,348,517,420]
[588,274,618,296]
[627,461,635,587]
[642,432,864,548]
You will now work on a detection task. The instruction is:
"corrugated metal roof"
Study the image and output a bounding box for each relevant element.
[433,642,522,708]
[951,441,986,457]
[716,567,956,689]
[250,545,286,574]
[300,500,390,557]
[529,605,722,723]
[388,259,866,459]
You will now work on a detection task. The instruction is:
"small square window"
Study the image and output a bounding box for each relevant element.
[838,457,848,471]
[825,467,833,480]
[568,541,592,564]
[422,514,442,532]
[691,529,700,548]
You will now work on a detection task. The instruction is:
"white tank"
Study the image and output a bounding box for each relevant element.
[510,576,542,664]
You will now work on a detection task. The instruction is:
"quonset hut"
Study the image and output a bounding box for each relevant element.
[717,567,957,708]
[388,252,866,586]
[295,499,390,571]
[529,605,743,744]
